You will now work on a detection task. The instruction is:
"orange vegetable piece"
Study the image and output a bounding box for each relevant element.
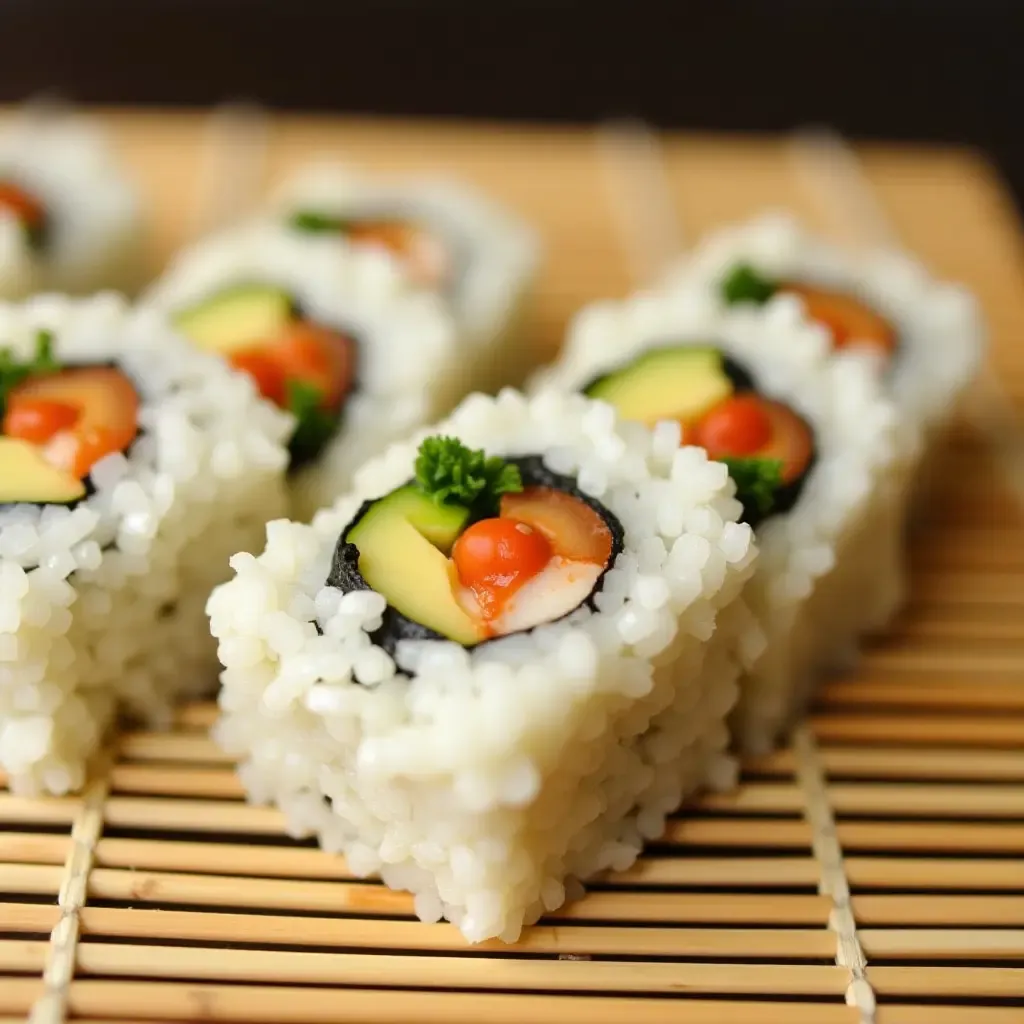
[783,283,897,355]
[500,486,613,566]
[3,397,79,444]
[0,182,46,228]
[692,395,774,458]
[452,517,552,619]
[230,348,287,407]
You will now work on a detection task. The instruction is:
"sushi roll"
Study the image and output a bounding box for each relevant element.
[0,107,145,300]
[143,221,460,519]
[534,289,901,753]
[270,162,541,394]
[659,211,984,507]
[0,293,290,795]
[209,388,760,943]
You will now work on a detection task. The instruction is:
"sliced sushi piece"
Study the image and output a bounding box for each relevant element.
[0,293,291,796]
[142,221,460,519]
[661,211,983,513]
[0,106,145,299]
[209,389,760,943]
[534,290,901,754]
[270,162,541,394]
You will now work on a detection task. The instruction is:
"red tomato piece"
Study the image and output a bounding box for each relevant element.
[783,282,897,356]
[269,322,355,409]
[692,395,774,458]
[3,397,79,444]
[452,517,552,619]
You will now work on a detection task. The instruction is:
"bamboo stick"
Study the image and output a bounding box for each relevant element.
[844,857,1024,891]
[117,733,232,765]
[859,648,1024,678]
[0,862,62,895]
[807,747,1024,782]
[909,571,1024,607]
[0,979,40,1016]
[0,939,47,972]
[0,833,67,865]
[859,929,1024,960]
[173,703,218,729]
[811,714,1024,748]
[836,821,1024,854]
[660,818,813,848]
[62,983,859,1024]
[868,965,1024,998]
[101,797,285,833]
[825,783,1024,818]
[549,891,831,925]
[0,795,79,826]
[69,905,839,958]
[875,1009,1024,1024]
[817,680,1024,713]
[64,942,851,996]
[108,765,244,799]
[694,782,805,813]
[609,857,819,887]
[852,895,1024,927]
[0,902,59,932]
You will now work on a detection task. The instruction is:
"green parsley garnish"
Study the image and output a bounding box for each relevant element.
[0,329,60,419]
[721,263,778,305]
[288,210,349,235]
[722,456,783,520]
[414,435,523,516]
[285,379,339,467]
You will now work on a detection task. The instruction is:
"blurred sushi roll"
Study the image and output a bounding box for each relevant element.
[270,162,541,395]
[0,293,290,795]
[143,221,460,520]
[0,107,145,300]
[535,288,901,754]
[209,388,760,943]
[659,212,984,508]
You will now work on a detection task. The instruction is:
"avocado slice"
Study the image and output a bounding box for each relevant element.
[172,284,294,356]
[346,486,483,646]
[0,437,86,505]
[584,346,734,426]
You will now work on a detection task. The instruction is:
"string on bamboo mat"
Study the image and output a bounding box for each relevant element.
[792,724,875,1022]
[29,749,113,1024]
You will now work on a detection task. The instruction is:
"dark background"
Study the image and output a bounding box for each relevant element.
[2,0,1023,211]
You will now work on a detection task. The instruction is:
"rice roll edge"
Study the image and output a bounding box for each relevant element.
[535,287,901,754]
[659,211,983,516]
[209,387,760,943]
[270,162,542,394]
[0,292,290,795]
[0,106,145,300]
[142,221,461,520]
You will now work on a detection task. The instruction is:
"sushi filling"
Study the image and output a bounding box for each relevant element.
[0,331,140,505]
[0,179,49,252]
[172,283,358,469]
[721,262,897,358]
[583,345,815,529]
[328,438,624,654]
[288,207,455,293]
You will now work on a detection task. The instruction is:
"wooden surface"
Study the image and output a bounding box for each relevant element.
[1,110,1023,1024]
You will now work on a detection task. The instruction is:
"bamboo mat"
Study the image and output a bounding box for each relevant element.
[2,110,1024,1024]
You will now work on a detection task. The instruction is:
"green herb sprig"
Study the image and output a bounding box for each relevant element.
[0,329,59,419]
[285,379,339,466]
[414,435,522,516]
[721,456,783,520]
[288,210,349,235]
[721,263,778,305]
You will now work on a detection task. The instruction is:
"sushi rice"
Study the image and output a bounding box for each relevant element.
[209,387,762,943]
[535,288,902,754]
[270,161,541,393]
[659,211,984,507]
[0,293,291,795]
[143,221,461,520]
[0,108,145,300]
